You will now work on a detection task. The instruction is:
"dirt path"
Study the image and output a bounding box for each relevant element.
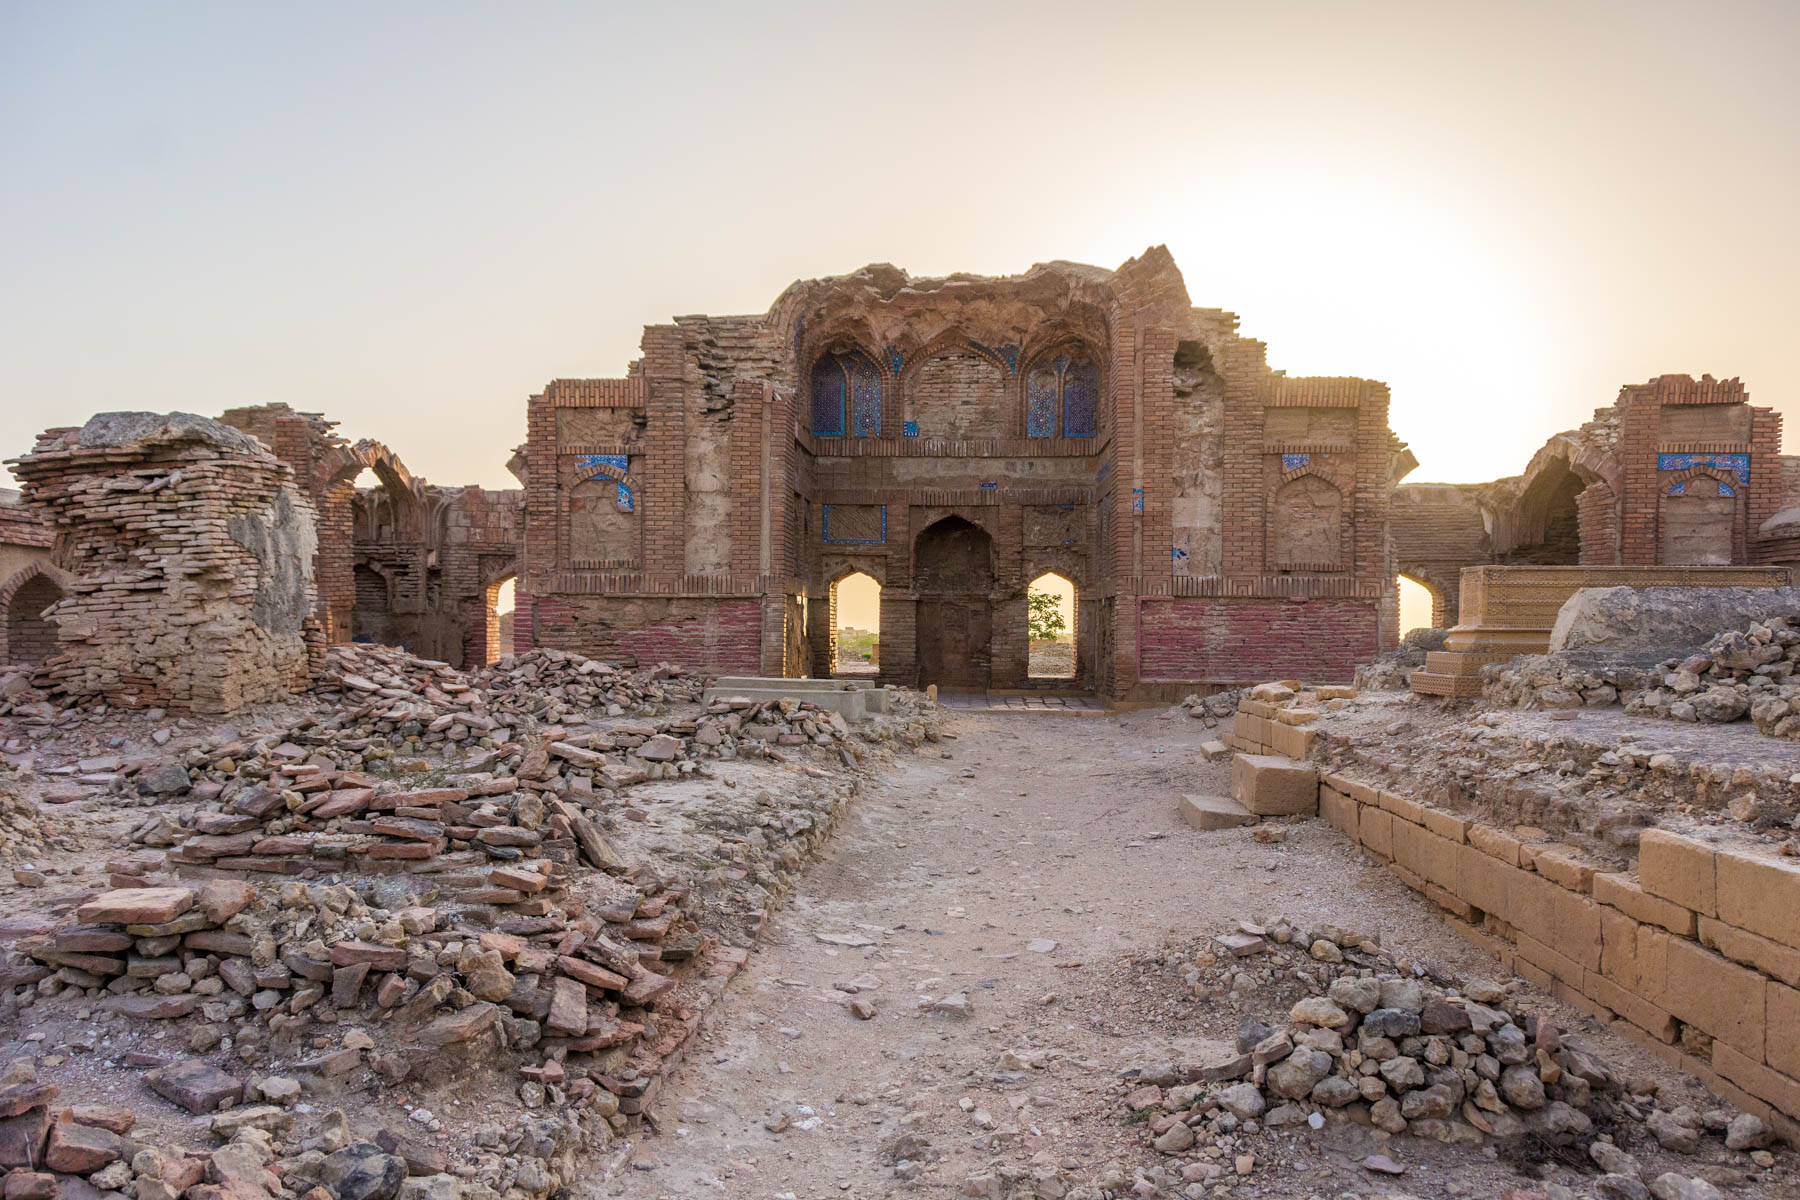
[597,707,1535,1199]
[598,708,1778,1200]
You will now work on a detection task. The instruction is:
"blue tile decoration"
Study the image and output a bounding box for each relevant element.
[810,356,846,437]
[821,504,886,544]
[1132,487,1145,514]
[574,453,629,477]
[980,481,998,490]
[1063,356,1099,437]
[1657,452,1749,483]
[1025,364,1058,437]
[885,347,905,375]
[966,339,1018,375]
[1720,481,1737,497]
[811,350,883,438]
[849,354,882,437]
[1667,480,1686,496]
[614,482,634,511]
[1282,453,1312,469]
[1171,545,1188,562]
[903,420,919,437]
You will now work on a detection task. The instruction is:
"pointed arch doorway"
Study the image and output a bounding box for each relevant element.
[914,516,994,690]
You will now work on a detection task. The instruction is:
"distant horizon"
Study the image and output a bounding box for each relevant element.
[5,1,1796,501]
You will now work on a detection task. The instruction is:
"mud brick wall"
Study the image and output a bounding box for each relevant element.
[1307,756,1800,1141]
[10,413,320,713]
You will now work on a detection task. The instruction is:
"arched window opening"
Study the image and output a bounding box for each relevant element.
[1025,350,1101,438]
[1027,572,1076,679]
[483,576,517,663]
[811,350,882,438]
[1397,575,1437,637]
[5,573,63,667]
[831,572,881,676]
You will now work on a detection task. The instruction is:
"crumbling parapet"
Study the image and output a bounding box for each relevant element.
[9,411,320,713]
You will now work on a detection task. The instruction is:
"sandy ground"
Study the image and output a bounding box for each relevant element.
[591,707,1790,1200]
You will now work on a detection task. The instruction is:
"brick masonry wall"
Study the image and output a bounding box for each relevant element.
[1136,597,1379,685]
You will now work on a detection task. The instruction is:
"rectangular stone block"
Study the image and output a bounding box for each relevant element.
[1716,846,1800,951]
[1229,754,1317,817]
[1458,843,1526,927]
[1318,787,1356,838]
[1468,824,1522,867]
[75,888,195,926]
[1699,916,1800,989]
[1421,807,1469,844]
[1532,845,1598,893]
[1584,970,1677,1044]
[1661,933,1765,1058]
[1601,905,1642,989]
[1768,980,1800,1080]
[1358,807,1394,860]
[1594,872,1697,938]
[1178,794,1257,831]
[1638,828,1717,918]
[1379,790,1427,826]
[1516,931,1585,988]
[1714,1041,1800,1123]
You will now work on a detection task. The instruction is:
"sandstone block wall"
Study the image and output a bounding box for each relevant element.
[10,413,320,712]
[1223,699,1800,1138]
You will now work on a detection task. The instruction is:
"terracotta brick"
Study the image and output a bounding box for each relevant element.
[1716,846,1800,951]
[1638,828,1717,918]
[1593,872,1697,938]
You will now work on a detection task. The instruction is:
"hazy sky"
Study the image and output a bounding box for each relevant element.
[3,1,1796,493]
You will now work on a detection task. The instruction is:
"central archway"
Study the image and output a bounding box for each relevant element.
[914,516,994,689]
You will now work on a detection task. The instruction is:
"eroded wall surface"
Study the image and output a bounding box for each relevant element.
[10,412,319,712]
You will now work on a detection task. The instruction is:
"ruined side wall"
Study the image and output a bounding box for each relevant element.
[11,413,319,712]
[1391,483,1492,625]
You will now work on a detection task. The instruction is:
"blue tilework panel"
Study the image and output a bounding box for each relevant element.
[1657,452,1749,483]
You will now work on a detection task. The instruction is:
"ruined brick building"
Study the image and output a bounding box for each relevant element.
[217,405,524,669]
[1394,375,1800,626]
[514,248,1418,699]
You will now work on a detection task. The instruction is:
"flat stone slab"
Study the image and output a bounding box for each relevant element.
[703,686,867,722]
[147,1059,243,1114]
[1178,794,1258,831]
[75,888,195,926]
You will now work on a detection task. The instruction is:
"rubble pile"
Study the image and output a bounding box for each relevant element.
[1178,690,1242,722]
[1112,920,1778,1199]
[1487,617,1800,742]
[0,633,943,1199]
[1355,627,1446,692]
[1,768,76,865]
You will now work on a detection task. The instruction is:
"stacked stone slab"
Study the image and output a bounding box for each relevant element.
[8,413,320,713]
